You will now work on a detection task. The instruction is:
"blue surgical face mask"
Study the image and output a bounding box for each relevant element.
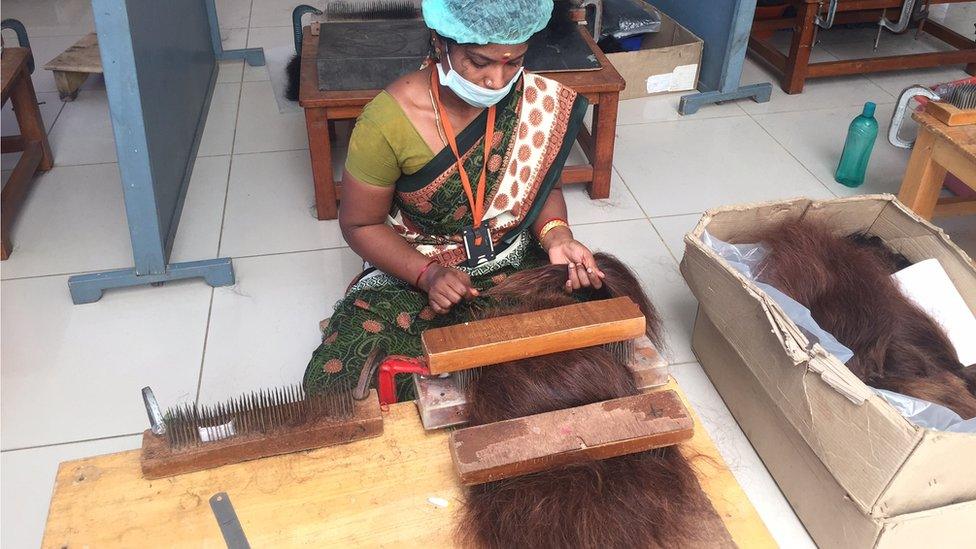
[437,46,523,109]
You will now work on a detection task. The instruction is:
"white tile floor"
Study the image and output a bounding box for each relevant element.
[1,1,975,547]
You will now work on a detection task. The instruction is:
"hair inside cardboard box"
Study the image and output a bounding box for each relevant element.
[750,219,976,419]
[458,254,733,549]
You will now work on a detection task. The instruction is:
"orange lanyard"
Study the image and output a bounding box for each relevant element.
[430,69,495,230]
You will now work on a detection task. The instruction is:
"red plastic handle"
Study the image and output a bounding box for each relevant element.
[377,356,429,406]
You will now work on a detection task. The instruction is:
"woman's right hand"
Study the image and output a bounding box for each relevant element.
[418,264,479,314]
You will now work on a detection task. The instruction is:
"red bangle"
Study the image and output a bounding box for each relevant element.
[414,259,438,288]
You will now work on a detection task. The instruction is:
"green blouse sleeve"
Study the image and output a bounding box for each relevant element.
[346,115,401,188]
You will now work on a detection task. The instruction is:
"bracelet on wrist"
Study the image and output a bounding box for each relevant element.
[538,218,570,243]
[414,259,438,288]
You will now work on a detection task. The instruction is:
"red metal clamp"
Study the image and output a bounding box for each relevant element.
[377,355,429,406]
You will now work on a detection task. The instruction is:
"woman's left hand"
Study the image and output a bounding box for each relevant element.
[543,228,605,291]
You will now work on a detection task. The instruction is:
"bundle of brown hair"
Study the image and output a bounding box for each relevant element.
[751,219,976,418]
[458,253,733,549]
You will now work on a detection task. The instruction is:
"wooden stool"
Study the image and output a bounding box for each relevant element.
[42,33,101,101]
[897,111,976,220]
[1,47,54,260]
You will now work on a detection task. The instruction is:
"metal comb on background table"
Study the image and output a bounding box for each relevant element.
[890,76,976,148]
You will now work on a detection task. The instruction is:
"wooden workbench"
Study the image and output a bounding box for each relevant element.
[2,47,54,260]
[898,110,976,220]
[749,0,976,94]
[299,25,626,220]
[42,381,774,547]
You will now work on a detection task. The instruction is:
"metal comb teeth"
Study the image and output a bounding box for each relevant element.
[944,83,976,110]
[162,382,355,450]
[604,340,637,367]
[453,368,481,393]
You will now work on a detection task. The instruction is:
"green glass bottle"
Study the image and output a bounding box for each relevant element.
[835,102,878,187]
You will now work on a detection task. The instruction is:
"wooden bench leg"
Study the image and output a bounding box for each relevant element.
[11,68,54,170]
[897,128,946,220]
[783,1,817,94]
[306,106,339,220]
[53,70,90,101]
[587,92,619,200]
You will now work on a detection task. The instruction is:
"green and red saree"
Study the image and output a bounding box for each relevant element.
[304,73,588,400]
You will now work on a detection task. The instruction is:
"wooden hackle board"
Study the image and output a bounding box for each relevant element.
[140,390,383,479]
[450,390,693,485]
[43,381,774,547]
[421,296,646,374]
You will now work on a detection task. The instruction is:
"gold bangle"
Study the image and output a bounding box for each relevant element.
[538,219,570,242]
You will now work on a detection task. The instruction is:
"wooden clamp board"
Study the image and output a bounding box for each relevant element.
[926,101,976,127]
[42,381,775,548]
[421,296,646,374]
[450,390,693,485]
[141,391,383,479]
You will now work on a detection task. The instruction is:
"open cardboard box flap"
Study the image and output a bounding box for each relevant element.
[679,195,976,519]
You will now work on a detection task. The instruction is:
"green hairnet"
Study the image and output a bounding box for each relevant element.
[422,0,553,45]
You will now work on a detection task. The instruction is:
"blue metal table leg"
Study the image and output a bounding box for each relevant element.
[206,0,266,66]
[68,258,235,305]
[678,82,773,115]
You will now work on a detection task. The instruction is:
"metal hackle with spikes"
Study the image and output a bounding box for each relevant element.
[143,383,355,450]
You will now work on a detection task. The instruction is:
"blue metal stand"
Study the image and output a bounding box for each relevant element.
[69,0,265,305]
[650,0,772,115]
[679,82,772,115]
[205,0,266,66]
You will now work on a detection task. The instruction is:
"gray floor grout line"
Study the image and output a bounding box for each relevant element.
[650,220,682,266]
[648,211,705,220]
[571,215,645,228]
[194,20,255,402]
[0,245,355,283]
[43,159,120,169]
[2,431,142,453]
[194,288,218,405]
[610,166,654,221]
[745,108,842,200]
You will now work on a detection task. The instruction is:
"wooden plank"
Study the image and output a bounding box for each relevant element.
[897,127,946,219]
[141,391,383,479]
[422,297,645,374]
[1,134,25,153]
[935,196,976,217]
[748,36,788,73]
[42,381,774,548]
[631,336,669,389]
[52,71,90,101]
[1,141,43,259]
[42,33,102,73]
[807,50,976,78]
[559,164,593,185]
[926,101,976,127]
[450,390,693,485]
[587,91,618,199]
[784,1,818,94]
[1,48,30,103]
[922,19,976,52]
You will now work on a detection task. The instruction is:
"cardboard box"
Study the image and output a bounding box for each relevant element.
[678,195,976,548]
[603,2,702,101]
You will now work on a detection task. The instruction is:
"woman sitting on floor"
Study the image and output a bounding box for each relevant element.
[304,0,606,399]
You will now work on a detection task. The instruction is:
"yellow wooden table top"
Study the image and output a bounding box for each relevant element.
[42,380,774,548]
